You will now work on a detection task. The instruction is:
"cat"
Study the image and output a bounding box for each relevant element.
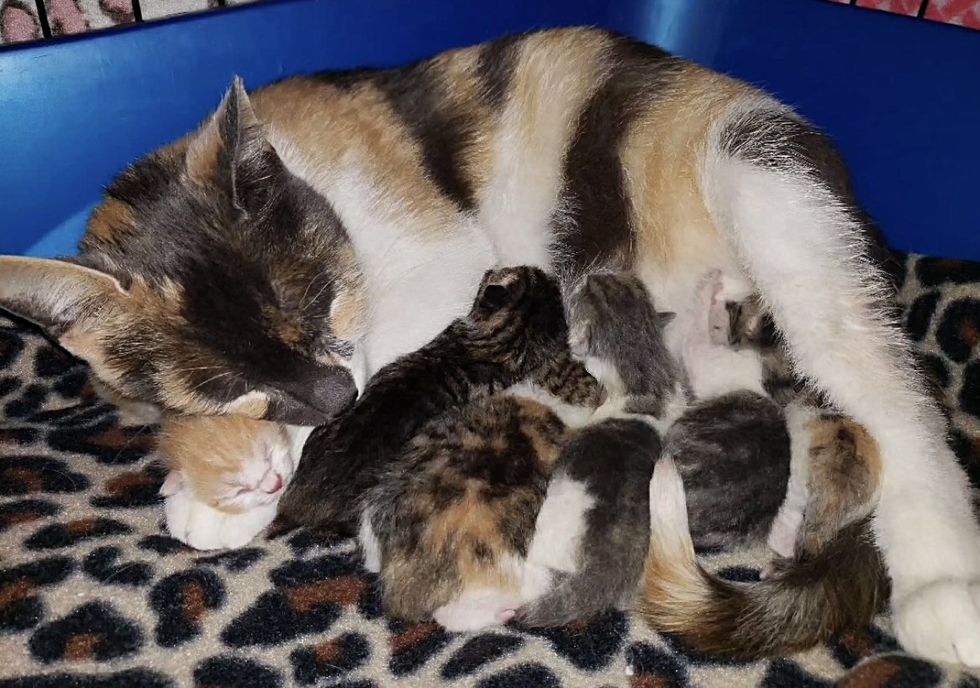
[638,272,888,659]
[0,27,975,663]
[272,265,602,538]
[156,415,311,550]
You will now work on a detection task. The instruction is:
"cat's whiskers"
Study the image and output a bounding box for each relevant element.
[185,371,235,394]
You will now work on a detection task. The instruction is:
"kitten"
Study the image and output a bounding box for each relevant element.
[516,273,669,627]
[639,272,888,659]
[281,265,602,630]
[156,415,313,550]
[519,273,791,626]
[158,415,295,513]
[273,265,601,537]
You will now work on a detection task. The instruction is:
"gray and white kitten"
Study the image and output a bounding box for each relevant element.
[519,272,793,626]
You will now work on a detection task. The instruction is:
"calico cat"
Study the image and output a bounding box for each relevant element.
[273,265,602,538]
[639,273,888,659]
[1,27,975,663]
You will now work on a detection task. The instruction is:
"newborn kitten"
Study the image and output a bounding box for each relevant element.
[158,415,296,513]
[640,271,887,659]
[516,273,671,627]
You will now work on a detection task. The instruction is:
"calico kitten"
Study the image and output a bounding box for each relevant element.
[639,272,888,659]
[273,265,601,537]
[367,393,573,630]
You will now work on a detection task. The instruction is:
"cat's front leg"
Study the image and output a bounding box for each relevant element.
[157,416,312,550]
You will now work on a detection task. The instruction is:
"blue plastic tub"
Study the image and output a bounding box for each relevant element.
[1,0,978,259]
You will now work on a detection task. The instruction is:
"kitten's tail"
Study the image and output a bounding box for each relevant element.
[637,455,887,660]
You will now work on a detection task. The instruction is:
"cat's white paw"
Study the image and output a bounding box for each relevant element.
[892,579,980,667]
[164,484,277,551]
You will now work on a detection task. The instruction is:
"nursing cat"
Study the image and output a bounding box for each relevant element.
[1,27,976,663]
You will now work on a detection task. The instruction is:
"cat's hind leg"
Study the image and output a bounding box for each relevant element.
[703,102,980,665]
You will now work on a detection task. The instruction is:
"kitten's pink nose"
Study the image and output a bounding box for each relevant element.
[259,471,284,494]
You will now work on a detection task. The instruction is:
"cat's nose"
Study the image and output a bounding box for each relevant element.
[259,470,284,494]
[266,367,357,425]
[309,367,358,415]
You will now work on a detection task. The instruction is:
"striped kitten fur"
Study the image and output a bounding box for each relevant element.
[1,27,976,663]
[640,273,888,659]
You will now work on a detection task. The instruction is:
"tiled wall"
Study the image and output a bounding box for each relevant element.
[828,0,980,28]
[3,0,980,47]
[0,0,259,45]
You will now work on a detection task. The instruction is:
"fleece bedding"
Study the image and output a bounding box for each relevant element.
[0,252,978,688]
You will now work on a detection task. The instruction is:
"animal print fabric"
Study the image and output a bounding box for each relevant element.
[0,254,978,688]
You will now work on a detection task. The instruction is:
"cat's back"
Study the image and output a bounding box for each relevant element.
[667,390,791,547]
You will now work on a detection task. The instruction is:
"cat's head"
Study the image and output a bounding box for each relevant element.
[158,415,297,512]
[467,266,570,372]
[726,295,778,351]
[567,272,675,394]
[0,80,364,425]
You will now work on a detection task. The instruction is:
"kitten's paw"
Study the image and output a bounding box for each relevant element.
[164,485,277,551]
[893,579,980,667]
[433,588,522,632]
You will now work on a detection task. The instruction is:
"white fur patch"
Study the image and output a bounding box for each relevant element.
[358,509,382,574]
[503,381,594,428]
[526,474,594,573]
[433,586,523,632]
[767,401,815,557]
[164,486,277,551]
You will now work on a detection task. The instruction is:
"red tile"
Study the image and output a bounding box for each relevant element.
[926,0,980,29]
[856,0,923,16]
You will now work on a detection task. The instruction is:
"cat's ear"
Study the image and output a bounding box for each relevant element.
[185,77,283,216]
[0,256,128,338]
[656,311,676,327]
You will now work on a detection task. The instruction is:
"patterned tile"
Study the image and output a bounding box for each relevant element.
[926,0,980,28]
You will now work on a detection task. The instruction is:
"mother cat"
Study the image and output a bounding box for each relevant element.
[0,28,977,665]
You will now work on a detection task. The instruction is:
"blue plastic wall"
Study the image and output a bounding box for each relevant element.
[1,0,978,259]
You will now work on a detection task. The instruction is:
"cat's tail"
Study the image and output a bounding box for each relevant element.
[637,454,887,660]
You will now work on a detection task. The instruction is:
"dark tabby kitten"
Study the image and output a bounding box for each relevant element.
[273,265,601,537]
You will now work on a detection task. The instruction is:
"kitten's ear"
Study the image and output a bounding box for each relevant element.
[656,311,676,327]
[185,77,283,216]
[159,471,184,497]
[0,256,128,337]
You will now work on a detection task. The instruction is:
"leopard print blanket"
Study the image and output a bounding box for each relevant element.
[1,254,978,688]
